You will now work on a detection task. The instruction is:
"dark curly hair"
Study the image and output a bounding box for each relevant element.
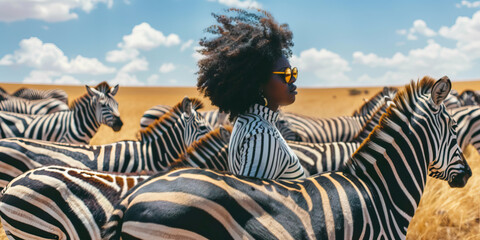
[196,8,294,120]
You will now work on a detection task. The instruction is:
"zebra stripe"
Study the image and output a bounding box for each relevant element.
[0,97,211,189]
[278,96,387,143]
[140,105,229,129]
[102,76,471,240]
[0,97,69,115]
[0,166,151,240]
[0,127,231,240]
[457,90,480,107]
[12,87,69,104]
[0,82,122,143]
[352,87,398,116]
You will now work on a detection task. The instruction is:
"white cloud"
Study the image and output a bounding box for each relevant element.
[120,58,149,73]
[291,48,351,84]
[159,63,176,73]
[398,19,437,40]
[106,22,182,63]
[438,11,480,58]
[181,39,194,51]
[0,0,113,22]
[0,37,115,75]
[353,40,471,84]
[23,71,82,85]
[105,48,139,63]
[118,22,181,50]
[110,72,145,86]
[456,1,480,8]
[147,74,159,85]
[208,0,262,8]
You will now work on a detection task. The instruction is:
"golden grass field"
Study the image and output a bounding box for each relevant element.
[1,80,480,239]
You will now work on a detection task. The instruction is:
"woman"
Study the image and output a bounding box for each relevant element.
[197,9,305,180]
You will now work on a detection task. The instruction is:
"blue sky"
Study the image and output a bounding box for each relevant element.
[0,0,479,87]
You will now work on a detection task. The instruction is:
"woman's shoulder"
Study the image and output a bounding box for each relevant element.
[234,114,276,136]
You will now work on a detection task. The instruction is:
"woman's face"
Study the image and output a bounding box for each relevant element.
[264,56,297,107]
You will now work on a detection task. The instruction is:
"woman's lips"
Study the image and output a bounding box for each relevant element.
[289,85,297,95]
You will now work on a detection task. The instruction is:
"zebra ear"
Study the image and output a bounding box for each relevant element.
[219,126,231,141]
[182,97,193,116]
[431,76,452,106]
[86,85,102,97]
[110,84,119,96]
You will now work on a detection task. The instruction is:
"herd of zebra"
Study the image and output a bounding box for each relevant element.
[0,76,476,239]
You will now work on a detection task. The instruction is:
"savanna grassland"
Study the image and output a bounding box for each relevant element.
[0,80,480,239]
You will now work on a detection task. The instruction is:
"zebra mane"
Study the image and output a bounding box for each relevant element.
[175,125,232,162]
[352,76,437,156]
[69,81,113,109]
[353,87,398,115]
[137,97,205,140]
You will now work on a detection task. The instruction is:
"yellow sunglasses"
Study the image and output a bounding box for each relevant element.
[272,67,298,84]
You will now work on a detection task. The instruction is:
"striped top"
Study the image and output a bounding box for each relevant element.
[228,104,306,180]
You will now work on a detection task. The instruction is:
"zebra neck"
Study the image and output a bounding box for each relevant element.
[141,119,188,171]
[71,96,101,139]
[353,104,389,143]
[347,114,430,223]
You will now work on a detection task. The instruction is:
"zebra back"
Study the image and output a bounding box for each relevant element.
[0,166,151,240]
[458,90,480,106]
[352,86,398,116]
[139,104,172,129]
[12,87,69,104]
[0,98,69,114]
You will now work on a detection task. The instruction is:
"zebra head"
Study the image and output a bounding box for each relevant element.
[426,77,471,188]
[181,97,214,146]
[86,83,123,132]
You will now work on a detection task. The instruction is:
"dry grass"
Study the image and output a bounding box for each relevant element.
[1,80,480,239]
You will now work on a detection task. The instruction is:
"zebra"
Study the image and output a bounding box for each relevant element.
[102,76,471,240]
[457,90,480,106]
[0,82,123,144]
[140,105,229,129]
[11,87,69,104]
[352,86,398,116]
[0,97,212,189]
[0,97,69,114]
[0,166,152,240]
[0,126,231,240]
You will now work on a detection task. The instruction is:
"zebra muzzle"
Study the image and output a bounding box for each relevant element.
[448,154,472,188]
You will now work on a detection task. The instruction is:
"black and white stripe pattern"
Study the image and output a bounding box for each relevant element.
[11,87,69,104]
[102,76,471,240]
[0,82,122,143]
[0,97,211,189]
[0,97,69,115]
[140,105,229,129]
[277,96,387,143]
[0,166,151,240]
[457,90,480,106]
[0,127,231,240]
[352,87,398,116]
[228,104,306,180]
